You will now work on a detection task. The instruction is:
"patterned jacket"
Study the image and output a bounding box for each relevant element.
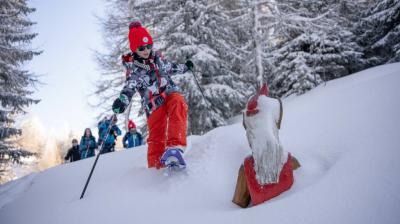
[119,51,189,116]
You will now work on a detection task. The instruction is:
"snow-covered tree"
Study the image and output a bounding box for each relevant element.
[265,0,364,97]
[227,0,279,90]
[228,0,325,96]
[268,31,362,97]
[357,0,400,65]
[335,0,369,73]
[0,0,40,182]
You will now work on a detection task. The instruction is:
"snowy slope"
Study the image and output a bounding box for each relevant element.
[1,63,400,224]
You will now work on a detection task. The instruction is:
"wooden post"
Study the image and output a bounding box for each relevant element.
[232,164,251,208]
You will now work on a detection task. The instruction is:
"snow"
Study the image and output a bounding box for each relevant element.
[1,63,400,223]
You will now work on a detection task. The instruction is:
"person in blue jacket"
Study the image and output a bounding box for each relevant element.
[80,128,97,159]
[97,116,108,145]
[98,114,121,154]
[123,120,143,149]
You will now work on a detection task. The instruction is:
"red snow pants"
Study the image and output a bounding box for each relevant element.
[147,93,188,169]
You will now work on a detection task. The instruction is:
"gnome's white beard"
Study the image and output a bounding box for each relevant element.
[244,96,288,185]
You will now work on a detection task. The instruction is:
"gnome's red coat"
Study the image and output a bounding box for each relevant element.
[244,154,294,206]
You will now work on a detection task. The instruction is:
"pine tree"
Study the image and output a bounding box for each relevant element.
[266,0,364,97]
[0,0,40,182]
[357,0,400,65]
[336,0,369,73]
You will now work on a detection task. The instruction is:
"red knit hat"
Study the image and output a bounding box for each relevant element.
[128,120,136,129]
[128,21,153,52]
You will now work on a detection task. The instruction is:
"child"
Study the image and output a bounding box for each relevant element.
[123,120,143,148]
[112,21,193,169]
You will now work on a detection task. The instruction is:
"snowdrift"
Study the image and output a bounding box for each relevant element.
[1,63,400,224]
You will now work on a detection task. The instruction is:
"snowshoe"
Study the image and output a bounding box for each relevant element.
[160,148,186,170]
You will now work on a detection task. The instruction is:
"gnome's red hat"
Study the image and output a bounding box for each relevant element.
[128,120,136,129]
[246,83,269,116]
[128,21,153,52]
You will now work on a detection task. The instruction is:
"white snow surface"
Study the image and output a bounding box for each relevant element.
[1,63,400,224]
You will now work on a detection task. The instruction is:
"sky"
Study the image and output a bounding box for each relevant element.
[25,0,107,136]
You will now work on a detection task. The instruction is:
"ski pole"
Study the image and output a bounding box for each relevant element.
[191,69,208,104]
[186,57,211,107]
[80,117,114,199]
[191,69,219,113]
[84,143,89,158]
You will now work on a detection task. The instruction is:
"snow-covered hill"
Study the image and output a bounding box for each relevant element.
[1,63,400,224]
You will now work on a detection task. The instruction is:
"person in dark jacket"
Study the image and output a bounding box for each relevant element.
[123,120,143,149]
[80,128,97,159]
[98,115,121,154]
[64,139,81,162]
